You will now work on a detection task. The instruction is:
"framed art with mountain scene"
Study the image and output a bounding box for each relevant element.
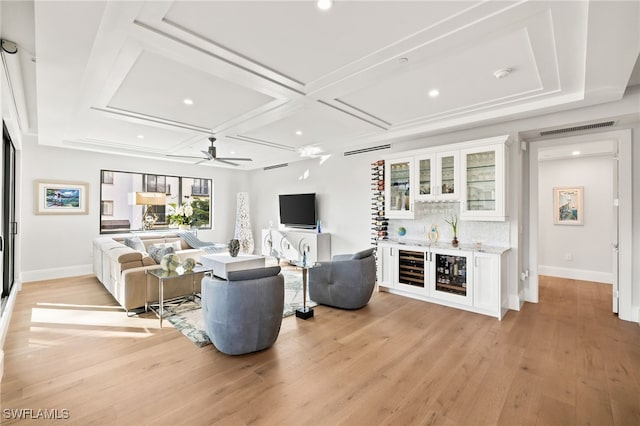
[553,186,583,225]
[35,180,89,215]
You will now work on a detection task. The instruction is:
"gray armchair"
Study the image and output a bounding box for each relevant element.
[201,266,284,355]
[309,248,376,310]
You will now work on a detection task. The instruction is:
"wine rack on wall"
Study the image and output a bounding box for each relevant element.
[371,160,388,246]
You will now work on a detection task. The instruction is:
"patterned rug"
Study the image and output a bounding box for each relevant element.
[165,266,316,347]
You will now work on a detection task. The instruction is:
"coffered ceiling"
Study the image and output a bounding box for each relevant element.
[6,1,640,169]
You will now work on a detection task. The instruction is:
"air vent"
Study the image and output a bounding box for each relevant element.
[540,121,615,136]
[344,144,391,156]
[263,163,288,170]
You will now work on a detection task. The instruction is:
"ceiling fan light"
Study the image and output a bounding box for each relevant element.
[493,68,512,79]
[317,0,332,11]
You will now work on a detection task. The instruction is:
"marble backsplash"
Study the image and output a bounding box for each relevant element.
[389,202,510,247]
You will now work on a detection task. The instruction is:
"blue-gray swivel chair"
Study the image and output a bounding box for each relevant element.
[201,266,284,355]
[309,248,376,310]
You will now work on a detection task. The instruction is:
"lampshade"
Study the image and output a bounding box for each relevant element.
[135,192,166,206]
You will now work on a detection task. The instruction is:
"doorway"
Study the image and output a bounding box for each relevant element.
[526,129,633,320]
[1,122,17,308]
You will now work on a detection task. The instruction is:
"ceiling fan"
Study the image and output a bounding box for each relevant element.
[167,137,252,166]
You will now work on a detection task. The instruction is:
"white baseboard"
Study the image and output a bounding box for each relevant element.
[509,295,521,311]
[20,264,93,283]
[538,265,613,284]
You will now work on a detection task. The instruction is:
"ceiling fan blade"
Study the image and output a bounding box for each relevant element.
[195,158,211,165]
[167,154,210,160]
[201,150,213,159]
[217,157,253,162]
[214,158,240,166]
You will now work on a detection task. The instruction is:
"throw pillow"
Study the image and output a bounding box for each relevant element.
[123,235,146,253]
[148,245,175,264]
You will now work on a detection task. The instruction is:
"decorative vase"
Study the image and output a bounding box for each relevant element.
[452,237,459,248]
[181,257,196,272]
[179,224,190,231]
[428,225,439,243]
[229,239,240,257]
[234,192,254,254]
[160,253,181,272]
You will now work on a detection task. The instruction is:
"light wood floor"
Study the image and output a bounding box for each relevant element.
[1,274,639,425]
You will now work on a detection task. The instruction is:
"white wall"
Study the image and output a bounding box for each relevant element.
[19,139,249,281]
[538,155,614,283]
[248,153,377,256]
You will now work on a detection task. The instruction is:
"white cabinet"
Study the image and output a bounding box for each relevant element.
[414,151,459,202]
[460,143,506,221]
[261,229,331,263]
[385,157,414,219]
[473,251,506,319]
[377,244,397,288]
[376,242,508,319]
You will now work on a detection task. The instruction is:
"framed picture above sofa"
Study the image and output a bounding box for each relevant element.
[99,169,212,234]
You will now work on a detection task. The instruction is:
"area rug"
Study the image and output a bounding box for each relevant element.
[165,267,317,347]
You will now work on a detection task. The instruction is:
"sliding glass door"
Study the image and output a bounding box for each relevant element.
[2,122,16,302]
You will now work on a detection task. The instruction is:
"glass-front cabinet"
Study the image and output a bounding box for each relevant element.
[431,249,472,306]
[414,151,458,202]
[385,157,414,218]
[460,144,505,221]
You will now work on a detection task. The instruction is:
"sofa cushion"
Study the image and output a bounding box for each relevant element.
[227,266,281,282]
[148,245,175,264]
[351,248,375,260]
[123,235,146,253]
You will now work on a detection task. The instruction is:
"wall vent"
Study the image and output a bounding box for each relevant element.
[263,163,288,170]
[539,121,615,136]
[344,144,391,156]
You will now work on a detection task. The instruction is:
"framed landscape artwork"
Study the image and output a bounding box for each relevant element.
[553,186,583,225]
[35,180,89,215]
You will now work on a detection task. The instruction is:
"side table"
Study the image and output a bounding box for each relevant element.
[294,261,317,320]
[146,266,212,327]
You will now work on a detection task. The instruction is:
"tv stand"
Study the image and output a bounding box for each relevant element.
[261,229,331,263]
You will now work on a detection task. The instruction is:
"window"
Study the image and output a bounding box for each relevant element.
[192,179,209,196]
[101,170,113,184]
[101,200,114,216]
[99,170,212,234]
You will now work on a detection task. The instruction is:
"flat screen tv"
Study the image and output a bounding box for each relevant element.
[279,193,316,229]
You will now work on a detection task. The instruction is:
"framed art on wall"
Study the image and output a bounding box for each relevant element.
[553,186,583,225]
[35,180,89,215]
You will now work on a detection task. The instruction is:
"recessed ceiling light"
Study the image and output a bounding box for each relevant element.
[428,89,440,98]
[317,0,333,10]
[295,130,303,136]
[493,68,512,79]
[398,57,409,64]
[572,150,581,156]
[137,134,144,139]
[183,98,194,105]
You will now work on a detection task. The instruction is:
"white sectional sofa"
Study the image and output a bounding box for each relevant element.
[92,233,207,312]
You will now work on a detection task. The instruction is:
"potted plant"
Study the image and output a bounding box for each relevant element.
[445,214,459,248]
[168,202,194,230]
